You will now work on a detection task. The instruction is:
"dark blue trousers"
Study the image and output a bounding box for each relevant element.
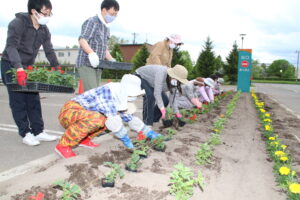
[140,77,169,126]
[1,60,44,137]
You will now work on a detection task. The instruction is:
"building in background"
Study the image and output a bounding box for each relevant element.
[119,43,152,62]
[34,43,153,65]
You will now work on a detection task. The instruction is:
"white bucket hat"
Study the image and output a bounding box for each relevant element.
[204,78,215,88]
[121,74,145,97]
[167,34,183,44]
[167,65,189,84]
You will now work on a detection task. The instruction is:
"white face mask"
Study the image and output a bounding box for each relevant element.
[169,43,176,49]
[127,96,137,102]
[35,12,50,25]
[171,79,178,86]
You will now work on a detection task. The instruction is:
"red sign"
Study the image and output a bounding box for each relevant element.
[241,60,249,68]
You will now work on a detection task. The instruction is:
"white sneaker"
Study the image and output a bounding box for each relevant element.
[35,131,58,142]
[23,133,40,146]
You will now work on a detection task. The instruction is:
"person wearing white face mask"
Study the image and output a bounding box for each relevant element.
[76,0,119,92]
[146,34,183,68]
[55,74,162,159]
[1,0,60,146]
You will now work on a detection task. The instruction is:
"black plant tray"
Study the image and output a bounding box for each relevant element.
[97,60,133,70]
[6,82,75,93]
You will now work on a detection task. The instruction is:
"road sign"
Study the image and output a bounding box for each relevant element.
[237,49,252,92]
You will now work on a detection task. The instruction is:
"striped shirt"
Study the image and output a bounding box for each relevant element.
[72,85,132,122]
[76,15,110,68]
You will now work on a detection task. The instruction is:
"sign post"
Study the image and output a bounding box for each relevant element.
[237,49,252,92]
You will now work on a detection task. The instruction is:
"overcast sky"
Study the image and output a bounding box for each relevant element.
[0,0,300,65]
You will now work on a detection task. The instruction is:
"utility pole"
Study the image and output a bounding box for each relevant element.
[132,32,138,44]
[239,34,246,49]
[296,50,300,80]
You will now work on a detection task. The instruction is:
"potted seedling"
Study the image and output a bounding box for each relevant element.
[101,162,124,188]
[125,150,141,172]
[53,180,81,200]
[151,136,167,152]
[162,107,174,128]
[132,140,149,159]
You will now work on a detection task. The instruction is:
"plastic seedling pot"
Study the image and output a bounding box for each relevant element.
[101,178,115,188]
[162,119,173,128]
[125,164,138,172]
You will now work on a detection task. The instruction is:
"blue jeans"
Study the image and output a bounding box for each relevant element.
[1,59,44,137]
[139,77,169,126]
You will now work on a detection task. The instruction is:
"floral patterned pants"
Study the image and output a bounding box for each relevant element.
[58,101,106,147]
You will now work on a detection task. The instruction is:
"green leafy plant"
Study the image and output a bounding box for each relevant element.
[103,162,124,183]
[169,163,203,200]
[165,107,174,120]
[132,139,150,156]
[151,136,167,152]
[208,133,221,146]
[126,150,142,172]
[196,143,213,165]
[8,67,76,87]
[53,180,81,200]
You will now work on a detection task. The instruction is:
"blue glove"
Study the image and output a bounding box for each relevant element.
[120,135,134,149]
[146,130,161,140]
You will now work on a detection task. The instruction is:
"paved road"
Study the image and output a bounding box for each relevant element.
[253,83,300,117]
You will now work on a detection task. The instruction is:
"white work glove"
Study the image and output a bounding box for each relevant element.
[105,115,123,133]
[88,52,99,68]
[128,116,145,132]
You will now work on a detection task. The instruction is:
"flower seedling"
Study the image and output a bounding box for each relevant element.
[102,162,124,187]
[125,150,141,172]
[132,140,150,158]
[164,128,177,140]
[53,180,81,200]
[151,136,167,152]
[163,107,174,128]
[195,171,205,192]
[208,133,221,146]
[196,143,213,165]
[29,192,44,200]
[169,163,195,200]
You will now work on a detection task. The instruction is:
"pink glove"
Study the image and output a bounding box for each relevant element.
[160,108,166,119]
[175,113,182,118]
[191,98,202,108]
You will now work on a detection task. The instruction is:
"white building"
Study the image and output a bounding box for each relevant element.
[35,48,79,65]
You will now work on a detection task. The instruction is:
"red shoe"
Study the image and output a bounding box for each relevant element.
[55,144,76,159]
[79,138,100,149]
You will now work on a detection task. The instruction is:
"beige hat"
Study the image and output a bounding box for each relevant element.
[167,64,189,84]
[204,78,215,88]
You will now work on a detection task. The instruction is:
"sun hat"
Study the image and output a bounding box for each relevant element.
[167,65,189,84]
[167,34,183,44]
[121,74,145,97]
[204,78,215,88]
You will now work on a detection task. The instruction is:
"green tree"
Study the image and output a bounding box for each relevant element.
[223,41,239,84]
[131,44,150,72]
[214,55,224,74]
[267,59,295,79]
[194,37,216,77]
[252,59,263,79]
[171,48,194,79]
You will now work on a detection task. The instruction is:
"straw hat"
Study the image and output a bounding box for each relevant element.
[167,65,189,84]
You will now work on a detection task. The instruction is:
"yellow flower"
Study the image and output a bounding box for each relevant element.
[260,109,266,113]
[213,129,220,133]
[281,145,287,150]
[265,113,270,117]
[268,137,276,141]
[289,183,300,194]
[270,141,279,146]
[275,151,285,157]
[264,118,272,122]
[279,166,290,175]
[265,125,271,131]
[280,156,288,161]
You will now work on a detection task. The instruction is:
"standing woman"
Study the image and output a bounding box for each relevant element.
[134,64,189,126]
[146,34,183,68]
[0,0,59,146]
